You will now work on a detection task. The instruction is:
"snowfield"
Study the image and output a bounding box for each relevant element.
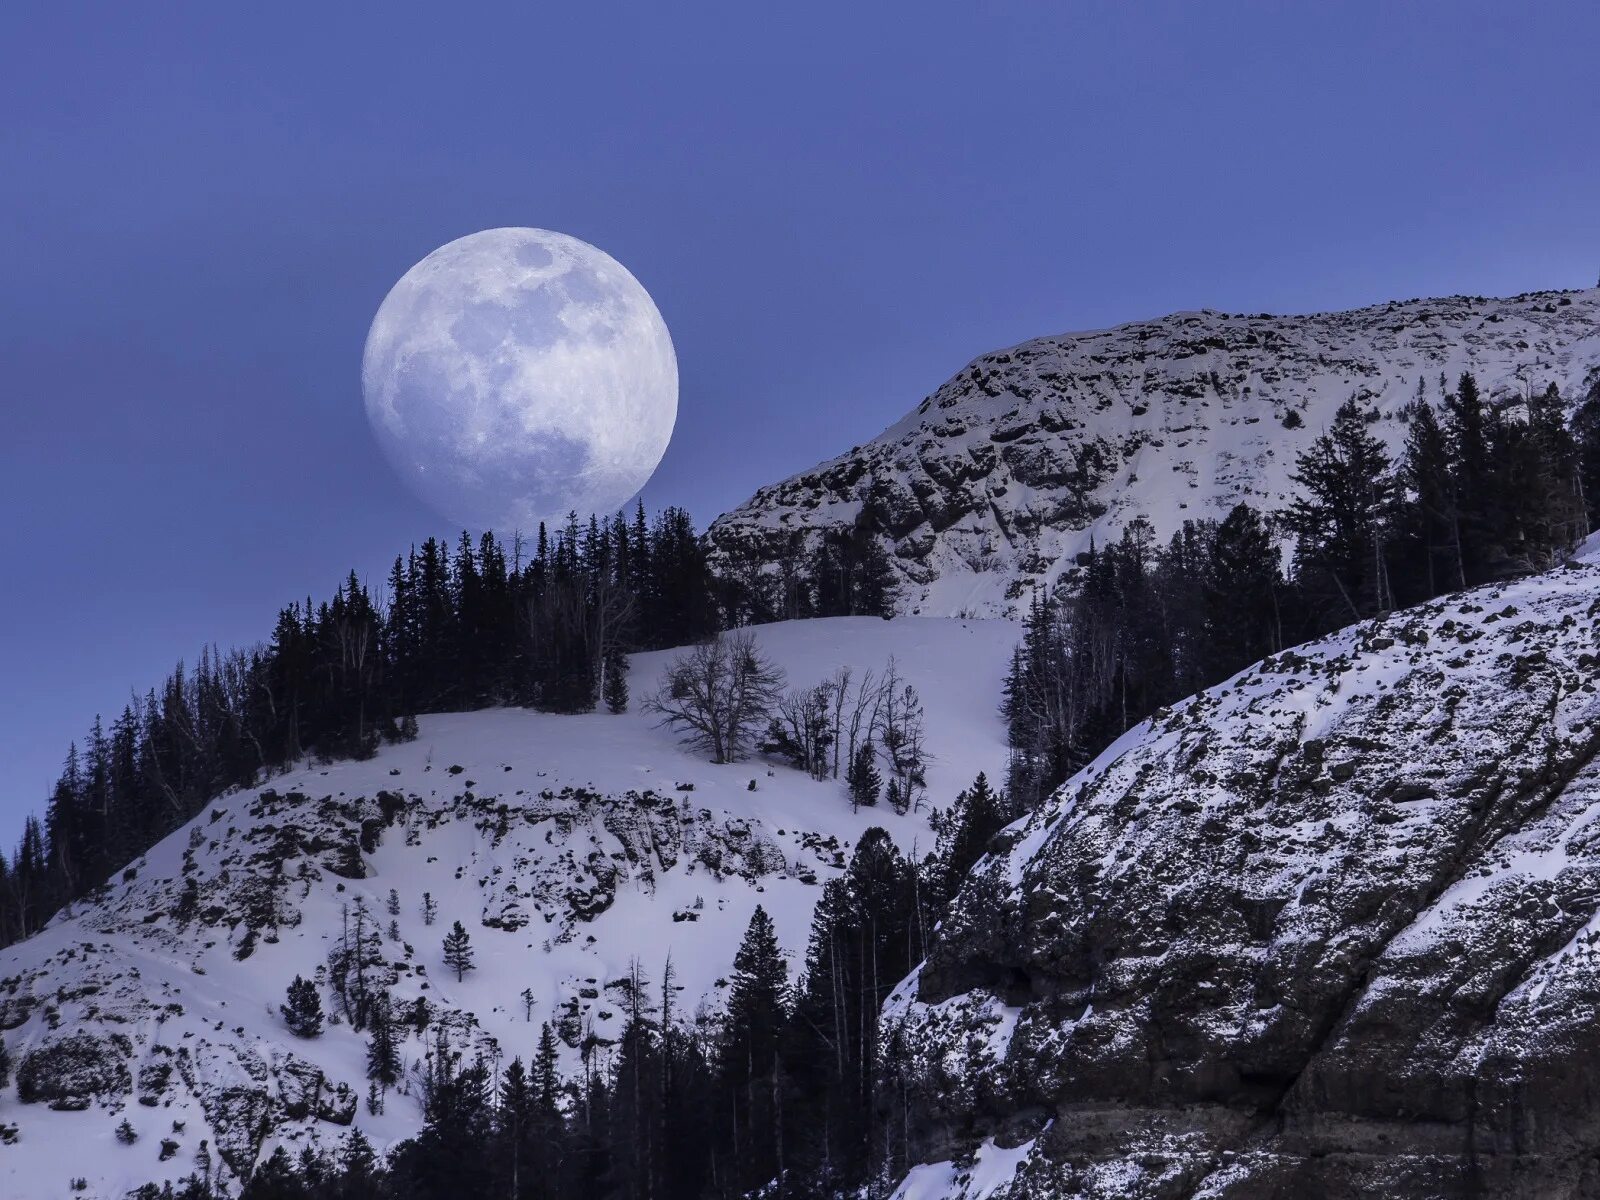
[0,616,1016,1199]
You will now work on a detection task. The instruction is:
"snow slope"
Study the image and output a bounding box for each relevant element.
[710,288,1600,617]
[0,617,1016,1199]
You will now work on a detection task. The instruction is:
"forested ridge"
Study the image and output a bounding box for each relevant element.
[0,503,900,949]
[1003,373,1600,805]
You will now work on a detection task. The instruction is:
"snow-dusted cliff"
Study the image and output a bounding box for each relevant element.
[710,288,1600,616]
[885,557,1600,1199]
[0,618,1015,1199]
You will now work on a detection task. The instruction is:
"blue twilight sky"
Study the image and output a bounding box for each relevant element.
[1,1,1597,831]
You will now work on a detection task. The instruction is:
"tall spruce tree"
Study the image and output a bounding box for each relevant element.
[936,772,1009,905]
[716,906,789,1194]
[366,994,402,1090]
[442,920,475,982]
[1398,399,1465,600]
[1201,503,1283,677]
[1285,398,1399,626]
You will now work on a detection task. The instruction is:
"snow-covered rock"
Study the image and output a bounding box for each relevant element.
[0,617,1016,1199]
[885,561,1600,1198]
[710,288,1600,616]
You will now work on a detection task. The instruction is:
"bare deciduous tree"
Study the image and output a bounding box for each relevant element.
[877,658,927,812]
[772,682,835,779]
[646,631,786,763]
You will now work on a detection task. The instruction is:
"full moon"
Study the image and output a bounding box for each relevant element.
[361,227,678,534]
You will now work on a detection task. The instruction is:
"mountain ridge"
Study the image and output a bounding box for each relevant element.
[710,286,1600,617]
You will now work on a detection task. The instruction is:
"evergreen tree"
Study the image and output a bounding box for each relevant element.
[1398,399,1465,600]
[1201,504,1283,674]
[366,994,402,1090]
[847,740,881,809]
[715,906,790,1195]
[337,1129,386,1200]
[1576,379,1600,533]
[241,1147,307,1200]
[603,645,629,714]
[1285,398,1399,626]
[786,829,918,1185]
[280,976,324,1038]
[496,1057,538,1200]
[1515,382,1587,566]
[1443,371,1502,584]
[443,920,475,982]
[390,1034,495,1200]
[936,772,1009,904]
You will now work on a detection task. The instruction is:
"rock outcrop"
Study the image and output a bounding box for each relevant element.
[711,289,1600,617]
[888,560,1600,1198]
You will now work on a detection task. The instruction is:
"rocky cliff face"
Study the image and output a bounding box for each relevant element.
[886,554,1600,1199]
[710,289,1600,617]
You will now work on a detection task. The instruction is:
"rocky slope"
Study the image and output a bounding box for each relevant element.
[885,544,1600,1199]
[0,617,1016,1199]
[710,288,1600,617]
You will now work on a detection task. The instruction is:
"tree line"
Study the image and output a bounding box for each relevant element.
[0,505,724,945]
[0,491,913,949]
[1004,373,1600,806]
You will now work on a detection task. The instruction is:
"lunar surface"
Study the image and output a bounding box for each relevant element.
[361,227,678,533]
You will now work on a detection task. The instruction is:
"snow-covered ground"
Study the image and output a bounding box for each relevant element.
[0,616,1017,1199]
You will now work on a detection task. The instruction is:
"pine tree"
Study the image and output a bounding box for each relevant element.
[1398,399,1465,600]
[281,976,324,1038]
[716,905,790,1195]
[366,994,402,1089]
[443,920,475,982]
[1576,379,1600,533]
[421,891,437,926]
[786,828,918,1183]
[1514,382,1588,568]
[1444,371,1502,584]
[242,1147,303,1200]
[937,772,1009,903]
[1201,504,1282,674]
[338,1129,385,1200]
[1285,397,1399,626]
[603,646,629,714]
[496,1057,537,1200]
[847,740,881,810]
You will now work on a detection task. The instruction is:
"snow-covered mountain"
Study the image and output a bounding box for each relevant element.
[884,548,1600,1199]
[710,288,1600,617]
[0,618,1016,1199]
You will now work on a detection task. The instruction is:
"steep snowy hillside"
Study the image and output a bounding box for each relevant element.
[0,617,1016,1200]
[884,562,1600,1199]
[710,288,1600,616]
